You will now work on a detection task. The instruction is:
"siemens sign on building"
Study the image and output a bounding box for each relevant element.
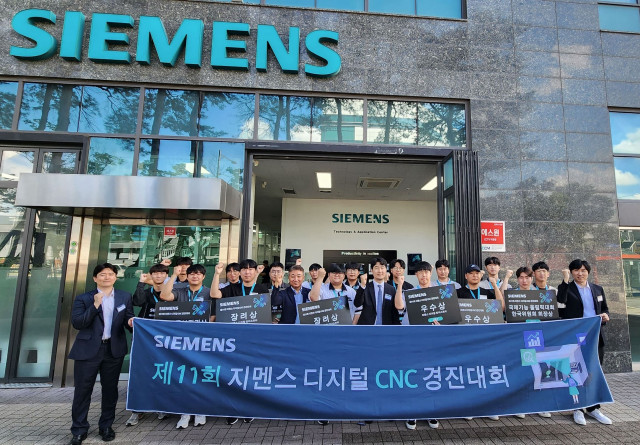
[10,9,341,77]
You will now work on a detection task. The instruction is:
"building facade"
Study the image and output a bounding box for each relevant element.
[0,0,638,385]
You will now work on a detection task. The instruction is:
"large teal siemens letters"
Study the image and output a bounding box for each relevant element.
[305,30,341,78]
[211,21,250,70]
[137,16,204,67]
[10,9,57,60]
[88,13,133,63]
[60,11,85,61]
[256,25,299,73]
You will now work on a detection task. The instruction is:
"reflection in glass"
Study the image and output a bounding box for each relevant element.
[97,224,221,373]
[614,157,640,200]
[417,102,466,147]
[0,190,26,379]
[138,139,196,177]
[598,5,640,32]
[87,138,135,176]
[367,100,417,145]
[142,89,200,136]
[444,195,457,281]
[18,83,82,132]
[611,112,640,155]
[620,228,640,362]
[78,86,140,134]
[417,0,462,19]
[443,158,453,190]
[312,98,364,143]
[257,95,312,141]
[0,82,18,130]
[369,0,415,14]
[16,210,71,378]
[0,151,35,181]
[42,152,78,174]
[318,0,364,11]
[266,0,314,6]
[200,142,245,191]
[199,93,255,138]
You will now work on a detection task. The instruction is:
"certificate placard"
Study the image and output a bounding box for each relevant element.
[459,299,504,324]
[504,289,559,323]
[405,285,461,325]
[298,297,352,325]
[155,301,211,322]
[215,293,273,324]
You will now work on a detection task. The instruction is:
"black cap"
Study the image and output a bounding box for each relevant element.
[326,263,345,274]
[465,264,482,273]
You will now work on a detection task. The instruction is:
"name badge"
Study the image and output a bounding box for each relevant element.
[597,295,603,302]
[116,304,126,312]
[384,294,392,301]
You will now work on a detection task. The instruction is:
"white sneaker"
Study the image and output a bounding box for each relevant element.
[176,414,191,429]
[573,410,586,425]
[464,417,473,420]
[157,412,168,420]
[587,409,612,425]
[538,412,551,418]
[488,416,500,421]
[405,420,416,430]
[194,415,206,426]
[126,413,139,426]
[428,419,439,429]
[515,414,525,419]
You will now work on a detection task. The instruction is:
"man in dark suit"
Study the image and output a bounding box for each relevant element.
[68,263,135,444]
[273,264,310,324]
[353,257,403,325]
[557,259,612,426]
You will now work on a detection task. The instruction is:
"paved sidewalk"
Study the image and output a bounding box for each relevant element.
[1,372,639,444]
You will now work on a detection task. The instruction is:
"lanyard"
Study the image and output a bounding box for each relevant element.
[466,286,480,299]
[188,287,203,301]
[242,282,257,296]
[392,281,397,290]
[488,278,501,290]
[534,284,548,290]
[436,279,450,286]
[149,287,159,303]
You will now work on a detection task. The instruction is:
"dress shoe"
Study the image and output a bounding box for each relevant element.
[69,432,87,445]
[98,427,116,442]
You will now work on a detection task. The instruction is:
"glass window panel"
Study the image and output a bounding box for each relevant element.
[16,210,71,378]
[607,0,638,4]
[87,138,135,175]
[0,151,35,181]
[367,100,417,145]
[142,89,200,136]
[266,0,315,6]
[615,157,640,199]
[0,190,26,379]
[369,0,415,14]
[417,0,462,19]
[312,98,364,143]
[611,112,640,155]
[138,139,196,177]
[200,142,245,191]
[417,102,467,147]
[599,5,640,33]
[42,152,77,174]
[318,0,365,11]
[78,86,139,134]
[199,92,255,138]
[18,83,82,132]
[0,82,18,130]
[443,157,453,190]
[257,95,312,141]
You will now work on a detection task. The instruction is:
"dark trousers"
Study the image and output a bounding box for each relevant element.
[71,343,124,435]
[585,342,605,413]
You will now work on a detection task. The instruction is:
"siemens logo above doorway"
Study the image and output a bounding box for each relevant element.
[332,214,390,224]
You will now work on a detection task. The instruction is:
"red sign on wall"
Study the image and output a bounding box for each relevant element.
[164,227,176,237]
[481,221,505,252]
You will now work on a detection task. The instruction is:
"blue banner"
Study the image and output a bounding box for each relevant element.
[126,317,612,420]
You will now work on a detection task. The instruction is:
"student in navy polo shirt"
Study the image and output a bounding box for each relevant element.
[457,264,504,308]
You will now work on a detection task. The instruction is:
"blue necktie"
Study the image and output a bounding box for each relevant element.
[375,284,383,325]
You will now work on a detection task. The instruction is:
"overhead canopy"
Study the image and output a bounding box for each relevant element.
[15,174,242,219]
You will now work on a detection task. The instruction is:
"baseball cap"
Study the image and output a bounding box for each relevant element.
[465,264,482,273]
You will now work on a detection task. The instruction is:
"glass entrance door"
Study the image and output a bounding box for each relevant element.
[0,146,80,382]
